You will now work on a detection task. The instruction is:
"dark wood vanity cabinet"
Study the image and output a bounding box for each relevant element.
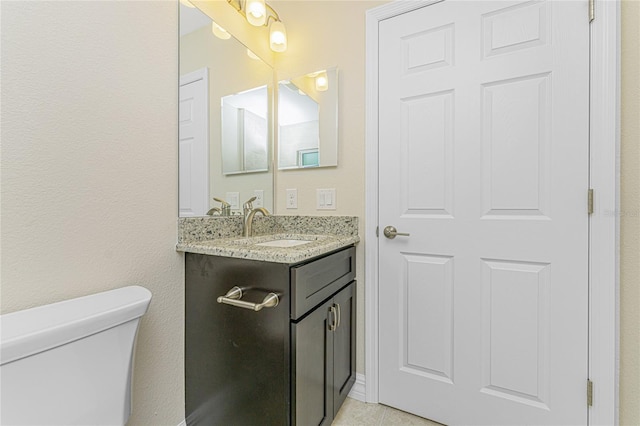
[185,246,356,426]
[292,282,356,426]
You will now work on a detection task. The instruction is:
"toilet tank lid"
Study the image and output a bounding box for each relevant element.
[0,286,152,366]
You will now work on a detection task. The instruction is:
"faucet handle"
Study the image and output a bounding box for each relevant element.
[243,196,257,212]
[213,197,230,207]
[213,197,231,216]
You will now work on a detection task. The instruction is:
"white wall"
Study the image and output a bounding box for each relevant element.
[0,2,184,425]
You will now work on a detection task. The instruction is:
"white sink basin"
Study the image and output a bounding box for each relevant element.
[255,239,313,248]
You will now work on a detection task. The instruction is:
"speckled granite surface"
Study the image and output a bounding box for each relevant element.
[177,215,359,263]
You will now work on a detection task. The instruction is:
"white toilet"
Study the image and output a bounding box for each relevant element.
[0,286,152,426]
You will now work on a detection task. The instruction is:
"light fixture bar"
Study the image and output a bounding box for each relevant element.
[226,0,288,52]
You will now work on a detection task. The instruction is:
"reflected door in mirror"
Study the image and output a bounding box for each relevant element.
[179,69,209,217]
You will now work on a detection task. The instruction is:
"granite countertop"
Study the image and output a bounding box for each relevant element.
[176,232,359,264]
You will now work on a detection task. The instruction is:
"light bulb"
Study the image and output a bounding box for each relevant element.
[315,71,329,91]
[270,21,287,53]
[179,0,195,8]
[211,22,231,40]
[245,0,266,26]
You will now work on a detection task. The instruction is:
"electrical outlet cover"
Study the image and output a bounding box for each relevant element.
[226,192,240,210]
[254,190,264,208]
[286,189,298,209]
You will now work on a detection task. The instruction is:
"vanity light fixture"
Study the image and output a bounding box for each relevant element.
[227,0,288,53]
[212,21,231,40]
[245,0,266,26]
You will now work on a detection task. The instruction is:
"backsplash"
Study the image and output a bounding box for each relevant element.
[178,215,358,244]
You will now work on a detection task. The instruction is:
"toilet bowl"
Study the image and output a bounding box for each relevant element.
[0,286,152,426]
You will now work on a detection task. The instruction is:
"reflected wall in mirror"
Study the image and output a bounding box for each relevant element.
[222,85,269,175]
[179,4,274,217]
[278,67,338,170]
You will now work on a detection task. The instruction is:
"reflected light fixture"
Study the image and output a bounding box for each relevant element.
[315,71,329,92]
[179,0,196,8]
[227,0,288,53]
[269,20,287,52]
[212,21,231,40]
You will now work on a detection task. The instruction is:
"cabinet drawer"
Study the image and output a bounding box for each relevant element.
[290,247,355,320]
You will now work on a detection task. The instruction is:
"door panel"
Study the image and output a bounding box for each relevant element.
[179,70,209,217]
[378,1,589,424]
[402,254,454,383]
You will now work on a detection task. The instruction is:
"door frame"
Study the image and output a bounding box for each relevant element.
[364,1,620,424]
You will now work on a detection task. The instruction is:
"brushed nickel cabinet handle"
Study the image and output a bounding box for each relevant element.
[217,286,279,312]
[328,306,338,331]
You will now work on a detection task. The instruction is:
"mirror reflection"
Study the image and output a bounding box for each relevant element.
[221,86,269,175]
[179,5,274,217]
[278,67,339,169]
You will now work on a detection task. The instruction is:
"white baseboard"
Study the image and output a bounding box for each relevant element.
[348,373,366,402]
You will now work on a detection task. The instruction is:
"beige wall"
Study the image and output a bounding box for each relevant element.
[620,1,640,424]
[0,2,184,425]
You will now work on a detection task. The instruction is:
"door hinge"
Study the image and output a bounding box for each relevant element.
[589,0,595,22]
[588,189,594,215]
[587,379,594,406]
[376,226,379,237]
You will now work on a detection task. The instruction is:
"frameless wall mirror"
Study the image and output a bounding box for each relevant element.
[278,67,338,170]
[179,4,274,217]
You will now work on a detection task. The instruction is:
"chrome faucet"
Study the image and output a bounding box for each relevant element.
[242,197,269,237]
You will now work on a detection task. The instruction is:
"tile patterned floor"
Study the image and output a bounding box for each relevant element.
[333,397,444,426]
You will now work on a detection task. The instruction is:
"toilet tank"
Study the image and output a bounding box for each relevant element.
[0,286,152,426]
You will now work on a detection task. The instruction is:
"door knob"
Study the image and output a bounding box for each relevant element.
[383,226,410,239]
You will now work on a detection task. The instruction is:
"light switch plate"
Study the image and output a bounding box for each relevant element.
[317,188,336,210]
[286,189,298,209]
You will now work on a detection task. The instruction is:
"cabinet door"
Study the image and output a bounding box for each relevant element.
[292,299,334,426]
[332,281,356,416]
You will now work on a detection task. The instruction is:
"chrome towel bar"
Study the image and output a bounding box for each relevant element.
[217,286,279,312]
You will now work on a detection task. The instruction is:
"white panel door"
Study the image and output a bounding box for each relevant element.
[179,69,209,217]
[378,1,590,425]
